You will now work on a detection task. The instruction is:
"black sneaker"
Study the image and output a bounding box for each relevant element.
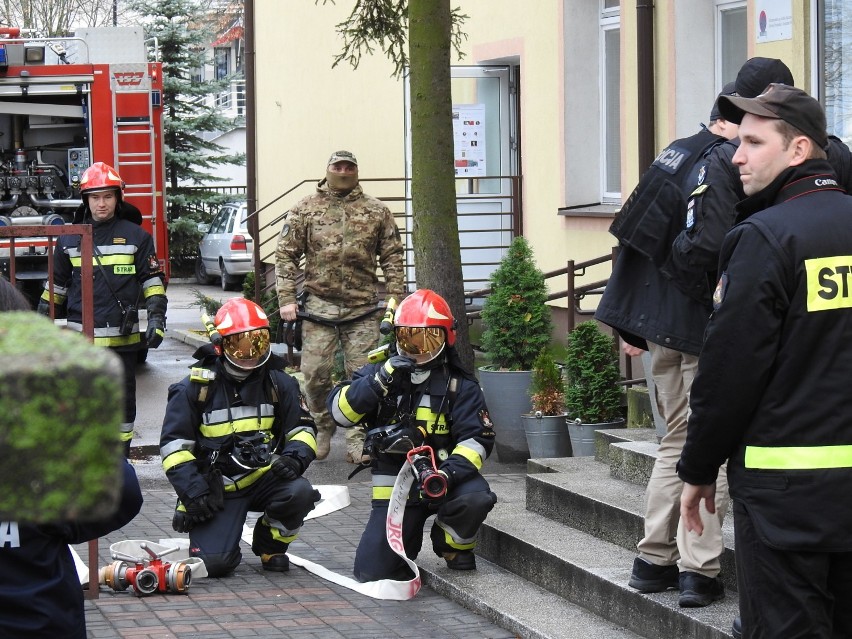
[261,553,290,572]
[678,571,725,607]
[732,616,742,639]
[628,557,679,592]
[443,551,476,571]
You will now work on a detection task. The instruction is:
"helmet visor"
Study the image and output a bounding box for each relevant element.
[222,328,271,370]
[395,326,446,364]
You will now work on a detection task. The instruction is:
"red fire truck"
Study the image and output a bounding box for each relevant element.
[0,26,168,300]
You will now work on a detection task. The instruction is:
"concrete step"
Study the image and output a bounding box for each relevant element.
[419,554,645,639]
[524,455,737,593]
[476,480,740,639]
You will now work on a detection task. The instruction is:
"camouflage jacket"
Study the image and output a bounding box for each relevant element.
[275,180,405,308]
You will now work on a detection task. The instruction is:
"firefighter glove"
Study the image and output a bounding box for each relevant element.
[271,455,303,481]
[183,494,218,527]
[37,300,50,316]
[146,317,165,348]
[370,355,415,397]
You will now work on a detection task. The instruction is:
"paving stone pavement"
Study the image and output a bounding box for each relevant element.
[78,473,526,639]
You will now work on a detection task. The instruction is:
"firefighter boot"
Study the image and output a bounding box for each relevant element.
[261,553,290,572]
[443,551,476,571]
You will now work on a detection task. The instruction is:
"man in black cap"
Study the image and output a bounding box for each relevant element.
[664,57,852,306]
[679,84,852,639]
[596,83,739,608]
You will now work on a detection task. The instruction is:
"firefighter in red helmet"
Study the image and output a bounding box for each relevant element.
[327,289,497,582]
[160,298,321,577]
[39,162,167,456]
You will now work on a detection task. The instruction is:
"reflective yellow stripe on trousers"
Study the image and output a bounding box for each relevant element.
[744,445,852,470]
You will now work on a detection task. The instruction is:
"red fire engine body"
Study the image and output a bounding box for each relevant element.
[0,26,169,296]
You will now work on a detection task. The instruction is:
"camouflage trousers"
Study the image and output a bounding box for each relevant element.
[300,295,380,452]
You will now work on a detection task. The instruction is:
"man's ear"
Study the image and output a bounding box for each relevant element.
[789,136,811,167]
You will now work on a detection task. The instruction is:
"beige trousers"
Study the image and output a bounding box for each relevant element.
[636,342,729,576]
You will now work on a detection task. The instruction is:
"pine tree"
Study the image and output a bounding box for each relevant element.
[130,0,245,222]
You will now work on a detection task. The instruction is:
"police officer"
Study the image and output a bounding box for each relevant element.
[39,162,167,456]
[596,85,739,607]
[665,57,852,306]
[327,289,497,581]
[679,85,852,638]
[160,298,321,577]
[275,150,405,464]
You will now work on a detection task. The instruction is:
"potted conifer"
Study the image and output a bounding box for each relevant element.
[521,350,571,457]
[564,320,624,456]
[479,236,553,462]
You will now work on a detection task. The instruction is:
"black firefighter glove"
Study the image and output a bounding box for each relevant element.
[369,355,415,397]
[37,299,51,316]
[172,493,221,533]
[146,316,166,349]
[271,455,303,481]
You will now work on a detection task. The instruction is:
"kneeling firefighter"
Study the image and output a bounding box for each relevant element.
[327,289,497,582]
[160,298,321,577]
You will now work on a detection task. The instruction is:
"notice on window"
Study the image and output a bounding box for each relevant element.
[755,0,792,42]
[453,104,486,177]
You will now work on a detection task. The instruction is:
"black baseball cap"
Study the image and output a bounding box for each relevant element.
[735,57,794,98]
[718,83,828,149]
[709,82,738,122]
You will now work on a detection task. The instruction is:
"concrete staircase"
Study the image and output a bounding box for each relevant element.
[417,427,739,639]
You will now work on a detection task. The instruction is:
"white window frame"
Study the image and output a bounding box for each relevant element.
[600,6,620,203]
[715,0,748,89]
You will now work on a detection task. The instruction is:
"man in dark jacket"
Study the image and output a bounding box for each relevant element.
[161,297,320,577]
[39,162,168,455]
[0,277,143,639]
[679,84,852,639]
[327,289,497,581]
[596,85,739,607]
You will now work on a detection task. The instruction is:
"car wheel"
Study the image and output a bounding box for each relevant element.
[220,262,237,291]
[195,256,213,285]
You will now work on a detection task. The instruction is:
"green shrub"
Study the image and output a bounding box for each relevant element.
[564,321,622,423]
[481,236,552,370]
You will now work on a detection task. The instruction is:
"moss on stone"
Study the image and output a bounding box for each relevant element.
[0,313,124,522]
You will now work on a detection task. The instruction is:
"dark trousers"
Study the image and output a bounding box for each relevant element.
[188,472,320,578]
[734,500,852,638]
[115,349,137,457]
[353,474,496,582]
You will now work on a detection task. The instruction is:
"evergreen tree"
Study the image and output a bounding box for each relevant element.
[131,0,245,222]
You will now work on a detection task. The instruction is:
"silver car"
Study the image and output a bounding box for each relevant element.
[195,203,254,290]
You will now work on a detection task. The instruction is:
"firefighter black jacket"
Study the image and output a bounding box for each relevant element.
[679,159,852,551]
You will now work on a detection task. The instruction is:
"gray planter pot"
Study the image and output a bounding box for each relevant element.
[566,417,625,457]
[522,412,572,458]
[478,367,532,463]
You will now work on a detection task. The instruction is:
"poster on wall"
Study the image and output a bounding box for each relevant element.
[452,104,486,177]
[755,0,792,43]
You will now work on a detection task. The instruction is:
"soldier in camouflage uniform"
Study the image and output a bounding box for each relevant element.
[275,150,405,463]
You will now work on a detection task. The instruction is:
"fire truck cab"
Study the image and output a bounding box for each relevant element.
[0,26,168,301]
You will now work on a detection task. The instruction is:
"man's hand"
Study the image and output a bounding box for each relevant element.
[680,482,717,536]
[280,303,298,321]
[271,455,303,481]
[37,300,51,317]
[146,317,165,348]
[621,341,645,358]
[172,494,218,532]
[370,355,416,396]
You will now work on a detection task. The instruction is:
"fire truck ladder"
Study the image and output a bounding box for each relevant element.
[111,68,158,238]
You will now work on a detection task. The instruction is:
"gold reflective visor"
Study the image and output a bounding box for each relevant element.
[395,326,445,356]
[222,328,271,369]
